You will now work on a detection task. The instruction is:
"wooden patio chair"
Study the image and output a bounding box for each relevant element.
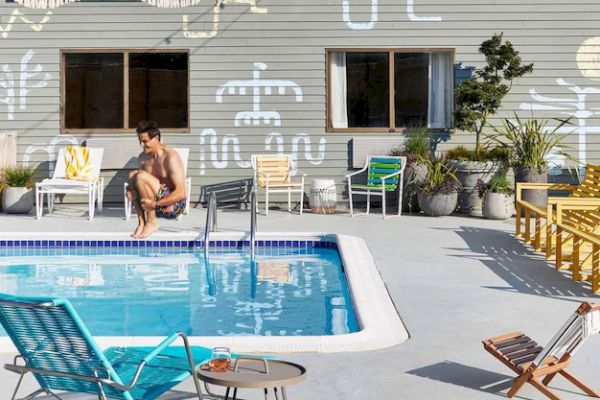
[515,164,600,258]
[251,154,307,215]
[482,302,600,400]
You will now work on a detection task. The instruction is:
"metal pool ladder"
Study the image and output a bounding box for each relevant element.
[204,192,218,254]
[250,189,257,260]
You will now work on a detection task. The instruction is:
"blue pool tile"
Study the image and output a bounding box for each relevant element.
[132,241,139,248]
[0,241,6,247]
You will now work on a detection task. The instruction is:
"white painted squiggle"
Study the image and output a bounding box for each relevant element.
[22,135,78,171]
[199,128,251,175]
[265,132,284,154]
[0,9,53,39]
[182,0,267,39]
[0,50,50,120]
[407,0,442,22]
[291,133,327,167]
[342,0,378,30]
[519,78,600,165]
[216,62,303,127]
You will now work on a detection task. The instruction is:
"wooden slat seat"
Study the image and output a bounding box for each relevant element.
[516,164,600,258]
[483,303,600,400]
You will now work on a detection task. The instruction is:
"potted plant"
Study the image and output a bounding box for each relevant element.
[489,114,575,208]
[1,166,35,214]
[0,179,5,213]
[390,126,431,212]
[476,173,514,220]
[417,159,462,216]
[451,32,534,216]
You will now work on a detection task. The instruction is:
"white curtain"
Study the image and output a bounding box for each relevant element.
[330,52,348,129]
[428,52,452,129]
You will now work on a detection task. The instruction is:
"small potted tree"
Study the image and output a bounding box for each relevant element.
[451,32,534,216]
[489,114,575,207]
[417,159,462,217]
[1,166,35,214]
[476,173,514,220]
[390,126,431,212]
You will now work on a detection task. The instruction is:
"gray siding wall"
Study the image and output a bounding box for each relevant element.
[1,0,599,204]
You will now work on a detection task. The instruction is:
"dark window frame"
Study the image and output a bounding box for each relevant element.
[60,49,190,135]
[326,48,455,134]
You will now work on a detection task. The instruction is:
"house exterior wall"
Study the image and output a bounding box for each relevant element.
[1,0,599,204]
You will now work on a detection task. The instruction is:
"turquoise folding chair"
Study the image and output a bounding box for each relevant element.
[346,156,407,219]
[0,294,204,400]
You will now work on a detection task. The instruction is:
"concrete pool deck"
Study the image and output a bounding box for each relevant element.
[1,205,599,399]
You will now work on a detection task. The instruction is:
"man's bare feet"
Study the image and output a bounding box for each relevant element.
[131,222,145,238]
[139,222,159,238]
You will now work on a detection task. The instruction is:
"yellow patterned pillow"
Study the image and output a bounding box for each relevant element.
[64,146,94,181]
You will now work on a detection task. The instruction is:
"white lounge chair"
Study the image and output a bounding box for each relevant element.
[35,146,104,220]
[251,154,307,215]
[123,147,192,221]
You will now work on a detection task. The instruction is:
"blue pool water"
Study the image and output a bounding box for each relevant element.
[0,244,359,336]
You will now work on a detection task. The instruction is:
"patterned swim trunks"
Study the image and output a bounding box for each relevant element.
[155,186,187,219]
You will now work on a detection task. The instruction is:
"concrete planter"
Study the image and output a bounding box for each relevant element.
[447,160,500,217]
[2,186,34,214]
[482,192,513,220]
[417,191,458,217]
[514,166,548,209]
[402,161,428,213]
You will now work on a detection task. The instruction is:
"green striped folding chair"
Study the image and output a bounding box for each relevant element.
[346,156,407,219]
[0,293,204,400]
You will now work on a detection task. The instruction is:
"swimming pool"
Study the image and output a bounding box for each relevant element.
[0,243,358,337]
[0,232,408,352]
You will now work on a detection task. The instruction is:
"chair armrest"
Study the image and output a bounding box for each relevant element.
[292,168,308,177]
[556,201,600,225]
[516,183,577,203]
[380,170,402,180]
[142,332,182,363]
[549,197,600,205]
[345,166,368,179]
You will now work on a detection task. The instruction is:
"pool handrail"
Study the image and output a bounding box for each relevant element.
[204,192,218,255]
[250,188,257,260]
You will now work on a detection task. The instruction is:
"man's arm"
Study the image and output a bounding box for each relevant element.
[155,152,186,208]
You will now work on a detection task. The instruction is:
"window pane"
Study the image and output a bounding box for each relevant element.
[129,52,188,129]
[346,52,389,128]
[394,53,429,128]
[64,53,124,129]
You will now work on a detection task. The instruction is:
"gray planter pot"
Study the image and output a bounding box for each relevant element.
[447,160,500,217]
[514,166,548,209]
[482,192,513,220]
[2,187,34,214]
[402,161,428,213]
[417,191,458,217]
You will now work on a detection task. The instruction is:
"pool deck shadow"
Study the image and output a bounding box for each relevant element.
[448,225,598,300]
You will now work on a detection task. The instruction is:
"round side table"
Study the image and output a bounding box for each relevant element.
[197,357,306,400]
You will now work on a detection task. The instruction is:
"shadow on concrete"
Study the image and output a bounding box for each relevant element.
[450,226,596,300]
[406,361,513,396]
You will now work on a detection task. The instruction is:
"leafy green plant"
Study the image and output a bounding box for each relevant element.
[475,173,514,197]
[420,159,462,195]
[2,166,35,189]
[390,126,431,164]
[454,33,534,151]
[488,114,576,173]
[445,145,508,162]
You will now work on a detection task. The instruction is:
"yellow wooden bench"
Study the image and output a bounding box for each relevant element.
[515,164,600,258]
[555,202,600,293]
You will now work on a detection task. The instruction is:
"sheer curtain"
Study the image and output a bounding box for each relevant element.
[330,52,348,129]
[428,52,452,129]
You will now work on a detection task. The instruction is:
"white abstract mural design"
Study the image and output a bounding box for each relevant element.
[0,9,52,39]
[0,50,50,120]
[519,78,600,167]
[182,0,267,39]
[200,62,326,176]
[216,62,303,127]
[22,134,79,172]
[343,0,441,30]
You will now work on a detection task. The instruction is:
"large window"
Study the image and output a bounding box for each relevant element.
[62,50,189,133]
[327,49,453,133]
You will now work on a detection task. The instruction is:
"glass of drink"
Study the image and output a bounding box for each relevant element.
[209,347,231,372]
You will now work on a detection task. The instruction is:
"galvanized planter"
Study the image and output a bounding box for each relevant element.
[2,187,34,214]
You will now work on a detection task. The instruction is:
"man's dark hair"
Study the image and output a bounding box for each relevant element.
[136,120,161,141]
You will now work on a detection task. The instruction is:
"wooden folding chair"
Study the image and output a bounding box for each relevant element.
[483,302,600,400]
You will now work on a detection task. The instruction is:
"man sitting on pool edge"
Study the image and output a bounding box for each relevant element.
[127,120,187,238]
